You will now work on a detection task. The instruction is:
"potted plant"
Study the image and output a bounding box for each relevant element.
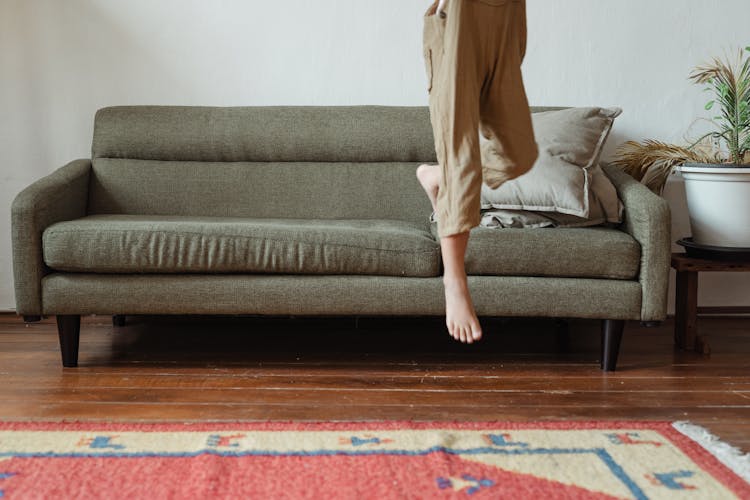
[679,46,750,248]
[612,46,750,249]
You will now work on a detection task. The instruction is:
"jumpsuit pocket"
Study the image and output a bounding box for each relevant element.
[424,48,434,93]
[422,11,444,95]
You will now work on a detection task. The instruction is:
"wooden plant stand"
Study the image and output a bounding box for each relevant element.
[671,252,750,354]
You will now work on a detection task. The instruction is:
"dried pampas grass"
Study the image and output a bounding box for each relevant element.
[610,140,716,196]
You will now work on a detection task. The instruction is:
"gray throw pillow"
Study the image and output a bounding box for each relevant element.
[479,163,624,229]
[480,107,623,218]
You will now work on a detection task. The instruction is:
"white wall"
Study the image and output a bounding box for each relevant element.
[1,0,748,314]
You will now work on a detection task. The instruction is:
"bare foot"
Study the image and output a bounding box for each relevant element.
[443,276,483,343]
[416,164,441,213]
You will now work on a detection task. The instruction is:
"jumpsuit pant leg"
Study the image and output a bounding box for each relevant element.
[423,0,539,239]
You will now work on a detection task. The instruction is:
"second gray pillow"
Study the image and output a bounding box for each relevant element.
[480,106,623,219]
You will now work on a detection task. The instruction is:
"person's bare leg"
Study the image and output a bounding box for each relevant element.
[441,231,483,343]
[417,163,483,343]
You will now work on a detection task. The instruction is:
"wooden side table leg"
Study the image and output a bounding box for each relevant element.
[674,270,698,351]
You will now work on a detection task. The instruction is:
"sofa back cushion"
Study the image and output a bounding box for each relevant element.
[92,106,441,163]
[88,105,563,225]
[88,159,435,225]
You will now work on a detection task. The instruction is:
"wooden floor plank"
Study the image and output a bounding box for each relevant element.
[1,312,748,454]
[2,387,748,408]
[2,374,749,391]
[3,403,750,423]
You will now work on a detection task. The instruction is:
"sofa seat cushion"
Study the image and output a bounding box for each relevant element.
[43,215,441,277]
[431,224,640,279]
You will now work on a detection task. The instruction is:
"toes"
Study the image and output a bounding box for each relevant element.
[456,326,463,342]
[472,324,482,341]
[448,320,480,344]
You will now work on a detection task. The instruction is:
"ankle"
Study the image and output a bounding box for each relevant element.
[443,274,468,289]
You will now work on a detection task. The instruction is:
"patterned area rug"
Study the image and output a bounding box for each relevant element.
[0,421,748,499]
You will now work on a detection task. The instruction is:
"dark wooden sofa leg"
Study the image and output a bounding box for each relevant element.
[640,321,662,328]
[601,319,625,372]
[23,315,42,323]
[112,315,126,327]
[56,315,80,368]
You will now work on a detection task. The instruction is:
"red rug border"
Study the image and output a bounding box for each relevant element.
[660,423,750,497]
[1,420,747,497]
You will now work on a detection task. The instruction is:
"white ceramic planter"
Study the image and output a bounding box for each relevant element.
[675,163,750,248]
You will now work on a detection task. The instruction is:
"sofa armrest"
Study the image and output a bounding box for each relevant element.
[11,159,91,315]
[602,163,672,322]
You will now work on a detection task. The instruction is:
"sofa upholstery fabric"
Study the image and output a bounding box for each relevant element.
[601,163,671,322]
[42,273,642,320]
[11,159,91,315]
[92,106,438,163]
[43,215,440,277]
[87,159,434,229]
[432,224,640,279]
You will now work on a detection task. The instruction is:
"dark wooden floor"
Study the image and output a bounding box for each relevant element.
[1,313,748,451]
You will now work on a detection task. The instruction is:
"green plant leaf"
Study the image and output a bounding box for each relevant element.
[691,46,750,160]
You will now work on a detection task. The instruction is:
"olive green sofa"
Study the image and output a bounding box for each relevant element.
[11,105,671,371]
